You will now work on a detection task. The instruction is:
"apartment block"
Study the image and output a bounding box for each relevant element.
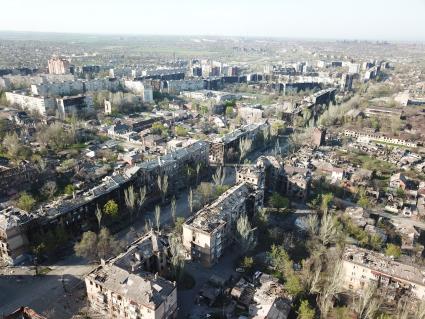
[183,182,263,267]
[342,246,425,301]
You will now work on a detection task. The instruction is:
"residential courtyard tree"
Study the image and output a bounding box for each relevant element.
[103,199,119,218]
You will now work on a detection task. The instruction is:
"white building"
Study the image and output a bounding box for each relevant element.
[164,79,204,94]
[123,81,154,103]
[5,91,55,115]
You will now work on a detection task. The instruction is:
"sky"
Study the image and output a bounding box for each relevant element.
[1,0,424,41]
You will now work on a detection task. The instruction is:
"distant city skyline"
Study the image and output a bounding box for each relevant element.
[0,0,424,42]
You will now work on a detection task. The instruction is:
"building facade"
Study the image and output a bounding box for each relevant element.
[182,182,263,267]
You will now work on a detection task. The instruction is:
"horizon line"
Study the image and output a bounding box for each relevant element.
[0,29,424,44]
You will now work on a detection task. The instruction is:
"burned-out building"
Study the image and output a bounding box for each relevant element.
[136,140,209,201]
[209,122,269,165]
[0,162,40,196]
[112,231,170,277]
[85,231,175,319]
[0,207,36,265]
[86,252,177,319]
[182,182,263,267]
[256,156,311,200]
[342,245,425,301]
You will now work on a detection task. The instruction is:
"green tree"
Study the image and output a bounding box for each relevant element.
[268,192,289,209]
[225,106,234,118]
[103,199,119,217]
[385,243,401,258]
[74,231,98,261]
[16,192,36,211]
[241,256,254,270]
[174,217,185,234]
[297,300,316,319]
[370,234,383,250]
[64,184,75,196]
[236,213,257,253]
[285,273,303,296]
[320,193,334,214]
[175,125,188,137]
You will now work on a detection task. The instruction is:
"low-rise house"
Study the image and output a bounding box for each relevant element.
[249,274,292,319]
[390,173,409,190]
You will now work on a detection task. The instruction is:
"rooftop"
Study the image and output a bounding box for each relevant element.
[88,264,175,309]
[343,245,425,286]
[185,182,251,233]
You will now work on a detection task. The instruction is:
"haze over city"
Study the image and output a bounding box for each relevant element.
[1,0,425,41]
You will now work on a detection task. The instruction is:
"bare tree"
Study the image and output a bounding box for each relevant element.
[395,299,410,319]
[353,282,381,319]
[169,232,186,280]
[157,174,168,203]
[314,260,344,319]
[236,213,257,253]
[154,205,161,231]
[188,188,193,214]
[42,180,57,199]
[124,185,136,222]
[318,212,340,246]
[95,205,103,230]
[138,186,147,215]
[239,137,252,163]
[212,166,226,186]
[144,218,153,233]
[196,163,201,184]
[304,214,319,237]
[414,300,425,319]
[171,196,177,224]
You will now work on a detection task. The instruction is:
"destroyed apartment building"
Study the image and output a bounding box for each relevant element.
[183,182,263,267]
[342,245,425,302]
[209,122,269,165]
[85,231,177,319]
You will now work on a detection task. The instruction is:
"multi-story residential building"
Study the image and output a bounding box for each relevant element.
[112,231,170,277]
[31,78,121,97]
[48,57,70,75]
[163,79,204,94]
[236,165,265,190]
[0,162,40,196]
[5,91,55,115]
[123,80,154,102]
[86,263,177,319]
[209,122,270,165]
[182,182,263,267]
[137,140,209,197]
[0,207,35,265]
[344,130,418,148]
[31,80,84,96]
[56,95,94,117]
[342,245,425,300]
